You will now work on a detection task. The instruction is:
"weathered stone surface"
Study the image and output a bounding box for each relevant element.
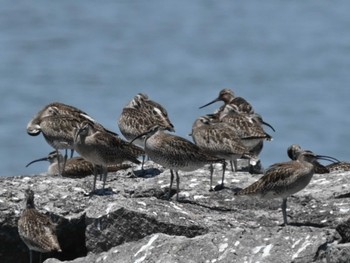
[1,160,350,263]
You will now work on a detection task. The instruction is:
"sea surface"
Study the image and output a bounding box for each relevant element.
[1,1,350,177]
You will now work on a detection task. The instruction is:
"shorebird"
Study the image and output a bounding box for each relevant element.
[286,144,337,174]
[118,93,175,146]
[118,93,175,169]
[27,102,116,138]
[191,116,253,190]
[199,88,255,114]
[131,126,225,200]
[219,104,273,148]
[326,161,350,172]
[18,188,61,263]
[27,102,118,175]
[29,115,82,176]
[26,151,130,177]
[74,121,144,194]
[236,148,337,225]
[200,89,274,168]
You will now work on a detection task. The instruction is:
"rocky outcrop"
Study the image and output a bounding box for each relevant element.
[1,161,350,263]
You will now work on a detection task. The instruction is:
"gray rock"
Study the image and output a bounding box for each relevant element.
[1,161,350,263]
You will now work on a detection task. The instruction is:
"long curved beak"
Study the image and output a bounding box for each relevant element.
[199,98,220,109]
[316,155,340,163]
[129,126,160,144]
[26,157,48,167]
[129,132,147,145]
[261,121,276,132]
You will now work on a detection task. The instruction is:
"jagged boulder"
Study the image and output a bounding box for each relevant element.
[1,161,350,263]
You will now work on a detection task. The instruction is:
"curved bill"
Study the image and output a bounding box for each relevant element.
[199,98,220,109]
[316,155,341,163]
[129,126,162,144]
[261,121,276,132]
[26,157,48,167]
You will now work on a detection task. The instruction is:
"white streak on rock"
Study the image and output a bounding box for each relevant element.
[170,202,189,215]
[252,245,264,254]
[262,244,273,257]
[134,234,159,262]
[292,239,311,259]
[219,243,228,252]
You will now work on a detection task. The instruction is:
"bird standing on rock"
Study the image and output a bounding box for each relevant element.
[191,115,253,190]
[118,93,175,170]
[236,147,338,225]
[198,88,274,173]
[18,188,61,263]
[74,121,144,194]
[131,125,225,200]
[27,102,117,176]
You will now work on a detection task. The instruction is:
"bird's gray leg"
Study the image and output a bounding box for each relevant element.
[56,149,63,177]
[175,171,180,201]
[141,154,145,171]
[92,165,98,193]
[230,160,234,172]
[282,198,288,226]
[102,166,108,191]
[168,169,174,200]
[209,164,214,191]
[62,149,68,176]
[221,161,226,187]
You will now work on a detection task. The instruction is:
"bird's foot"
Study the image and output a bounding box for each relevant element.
[213,184,225,191]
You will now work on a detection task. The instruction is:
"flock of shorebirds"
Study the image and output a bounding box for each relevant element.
[18,88,350,262]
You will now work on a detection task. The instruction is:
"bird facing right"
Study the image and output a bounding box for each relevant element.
[236,147,337,225]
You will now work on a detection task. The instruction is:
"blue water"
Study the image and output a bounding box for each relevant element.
[1,1,350,176]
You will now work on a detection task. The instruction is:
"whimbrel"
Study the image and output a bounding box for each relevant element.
[326,161,350,172]
[199,88,255,114]
[74,121,144,194]
[236,148,337,225]
[29,114,82,176]
[26,151,130,177]
[27,102,118,175]
[286,144,337,174]
[131,126,225,200]
[118,93,175,146]
[118,93,175,169]
[27,102,117,138]
[191,115,253,190]
[18,189,61,263]
[219,104,273,148]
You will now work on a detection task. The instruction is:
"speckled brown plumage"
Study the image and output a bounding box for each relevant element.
[118,93,175,146]
[199,88,255,114]
[191,116,251,190]
[74,121,144,193]
[236,148,336,225]
[287,144,331,174]
[26,151,130,177]
[27,102,118,176]
[132,126,224,200]
[326,161,350,173]
[18,189,61,263]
